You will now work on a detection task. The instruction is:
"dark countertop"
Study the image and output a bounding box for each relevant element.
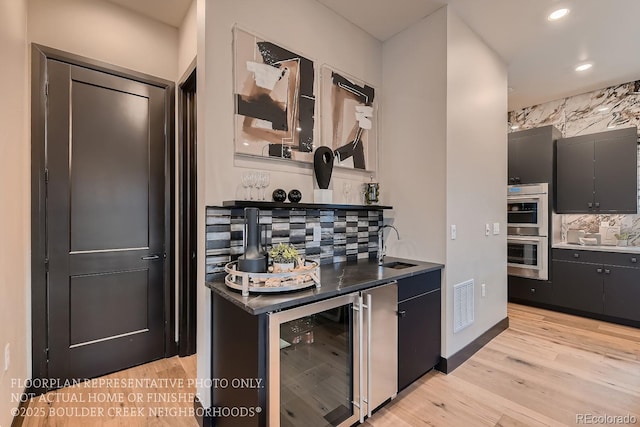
[205,257,444,315]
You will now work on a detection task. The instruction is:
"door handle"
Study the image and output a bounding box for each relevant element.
[141,255,161,261]
[398,310,407,318]
[357,295,364,424]
[365,293,372,419]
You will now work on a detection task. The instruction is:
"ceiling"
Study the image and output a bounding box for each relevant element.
[112,0,640,111]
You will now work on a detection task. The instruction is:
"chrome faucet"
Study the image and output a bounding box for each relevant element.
[378,225,400,265]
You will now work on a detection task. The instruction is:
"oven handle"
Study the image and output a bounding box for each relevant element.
[507,195,545,202]
[507,236,545,244]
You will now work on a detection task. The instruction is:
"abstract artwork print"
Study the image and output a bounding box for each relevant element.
[233,27,316,163]
[321,65,377,171]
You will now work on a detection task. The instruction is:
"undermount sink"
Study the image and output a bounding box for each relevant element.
[381,261,416,270]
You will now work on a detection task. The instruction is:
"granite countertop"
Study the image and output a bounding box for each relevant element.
[552,242,640,254]
[205,256,444,315]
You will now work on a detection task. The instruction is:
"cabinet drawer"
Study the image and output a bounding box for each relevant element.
[508,278,552,304]
[552,248,602,264]
[600,251,640,268]
[398,271,441,301]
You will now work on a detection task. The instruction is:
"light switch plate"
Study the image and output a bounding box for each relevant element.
[493,222,500,235]
[485,224,491,236]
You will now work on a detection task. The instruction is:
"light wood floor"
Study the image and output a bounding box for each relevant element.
[366,304,640,427]
[20,303,640,426]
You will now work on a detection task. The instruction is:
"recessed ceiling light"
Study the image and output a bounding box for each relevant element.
[548,8,569,21]
[575,63,593,72]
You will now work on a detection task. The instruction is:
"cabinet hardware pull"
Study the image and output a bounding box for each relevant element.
[530,288,536,293]
[398,310,407,318]
[596,268,603,273]
[604,269,611,274]
[573,253,580,258]
[631,257,637,263]
[595,202,600,208]
[141,255,160,260]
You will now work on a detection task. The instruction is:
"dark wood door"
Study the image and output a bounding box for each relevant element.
[552,261,603,314]
[46,60,166,381]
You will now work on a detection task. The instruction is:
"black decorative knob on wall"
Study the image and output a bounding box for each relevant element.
[313,146,334,190]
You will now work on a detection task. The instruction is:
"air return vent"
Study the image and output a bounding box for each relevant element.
[453,279,474,333]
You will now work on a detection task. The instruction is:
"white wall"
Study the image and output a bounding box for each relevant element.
[0,0,29,424]
[28,0,179,81]
[382,6,507,359]
[380,7,447,263]
[197,0,382,407]
[444,10,507,357]
[178,0,197,79]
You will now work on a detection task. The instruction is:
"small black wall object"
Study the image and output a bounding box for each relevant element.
[272,188,287,202]
[288,189,302,203]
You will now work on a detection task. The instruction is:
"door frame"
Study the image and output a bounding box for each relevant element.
[30,44,177,386]
[177,59,197,357]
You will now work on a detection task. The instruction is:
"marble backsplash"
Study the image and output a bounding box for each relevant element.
[561,214,640,246]
[508,80,640,246]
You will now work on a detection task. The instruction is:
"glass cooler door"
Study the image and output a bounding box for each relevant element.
[268,293,360,427]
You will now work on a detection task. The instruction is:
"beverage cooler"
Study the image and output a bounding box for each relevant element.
[267,282,398,426]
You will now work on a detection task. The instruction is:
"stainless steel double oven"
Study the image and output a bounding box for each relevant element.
[507,183,549,280]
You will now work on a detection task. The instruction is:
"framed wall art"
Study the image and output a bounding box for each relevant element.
[233,26,317,164]
[321,65,377,171]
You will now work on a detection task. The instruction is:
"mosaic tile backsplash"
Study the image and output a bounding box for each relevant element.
[508,80,640,246]
[205,207,382,282]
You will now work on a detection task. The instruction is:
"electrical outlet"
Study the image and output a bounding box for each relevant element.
[493,222,500,235]
[4,343,9,372]
[485,224,491,236]
[450,224,457,240]
[481,283,486,297]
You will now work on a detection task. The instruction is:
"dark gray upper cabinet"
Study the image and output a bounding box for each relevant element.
[556,126,638,213]
[508,125,561,185]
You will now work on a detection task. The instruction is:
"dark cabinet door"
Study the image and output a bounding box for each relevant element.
[594,132,638,213]
[552,261,603,313]
[556,138,595,213]
[557,127,638,214]
[508,126,559,185]
[398,289,441,391]
[603,267,640,321]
